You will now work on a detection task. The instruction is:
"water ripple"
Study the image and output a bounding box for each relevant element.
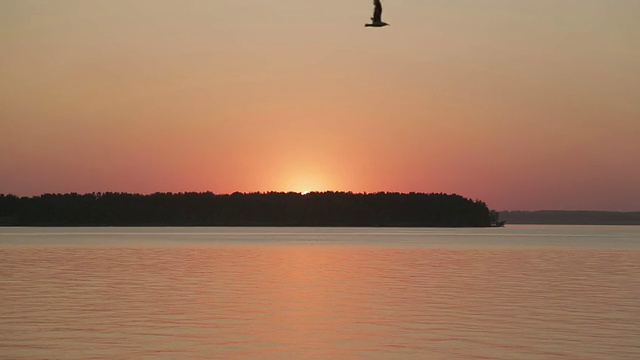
[1,227,639,359]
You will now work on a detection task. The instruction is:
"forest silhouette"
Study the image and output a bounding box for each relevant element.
[0,192,503,227]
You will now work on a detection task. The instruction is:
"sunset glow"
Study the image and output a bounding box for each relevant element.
[286,174,330,194]
[1,1,639,210]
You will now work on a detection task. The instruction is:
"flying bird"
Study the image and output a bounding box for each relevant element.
[365,0,389,27]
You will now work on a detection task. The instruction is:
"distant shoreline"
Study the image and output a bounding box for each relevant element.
[499,211,640,225]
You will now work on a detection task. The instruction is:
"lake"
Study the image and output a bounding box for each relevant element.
[1,225,639,359]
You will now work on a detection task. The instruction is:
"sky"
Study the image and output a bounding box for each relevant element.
[1,0,639,211]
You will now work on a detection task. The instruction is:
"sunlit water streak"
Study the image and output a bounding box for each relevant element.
[1,226,639,359]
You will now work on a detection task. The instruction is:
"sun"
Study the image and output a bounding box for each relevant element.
[287,175,326,194]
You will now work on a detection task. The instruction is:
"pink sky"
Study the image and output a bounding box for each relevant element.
[1,1,639,210]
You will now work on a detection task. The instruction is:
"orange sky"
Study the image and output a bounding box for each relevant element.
[1,0,639,210]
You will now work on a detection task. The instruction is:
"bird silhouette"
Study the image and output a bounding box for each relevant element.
[365,0,389,27]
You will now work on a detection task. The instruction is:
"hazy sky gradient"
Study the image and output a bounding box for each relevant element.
[2,0,639,210]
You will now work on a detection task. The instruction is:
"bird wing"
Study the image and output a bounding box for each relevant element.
[372,0,382,22]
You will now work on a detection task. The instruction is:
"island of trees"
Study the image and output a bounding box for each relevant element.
[0,192,504,227]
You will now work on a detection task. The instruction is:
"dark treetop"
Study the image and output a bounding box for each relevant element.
[0,192,503,227]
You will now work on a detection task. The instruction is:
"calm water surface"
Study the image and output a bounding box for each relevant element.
[1,225,639,359]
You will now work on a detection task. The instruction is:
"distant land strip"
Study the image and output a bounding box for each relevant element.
[0,192,503,227]
[499,211,640,225]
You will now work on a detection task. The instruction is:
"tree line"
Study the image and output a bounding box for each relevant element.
[0,192,504,227]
